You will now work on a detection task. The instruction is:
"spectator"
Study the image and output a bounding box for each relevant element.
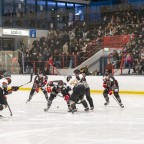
[112,50,120,68]
[124,53,133,74]
[69,52,76,69]
[63,42,69,55]
[105,60,113,75]
[80,65,90,75]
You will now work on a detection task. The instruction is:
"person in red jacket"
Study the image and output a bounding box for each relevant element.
[103,73,124,108]
[48,55,54,66]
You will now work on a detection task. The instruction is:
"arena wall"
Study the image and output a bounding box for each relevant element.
[10,75,144,95]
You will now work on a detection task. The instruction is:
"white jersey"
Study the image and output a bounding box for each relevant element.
[0,78,8,88]
[75,73,89,89]
[67,75,84,89]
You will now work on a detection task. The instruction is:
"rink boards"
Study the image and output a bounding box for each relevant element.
[9,75,144,95]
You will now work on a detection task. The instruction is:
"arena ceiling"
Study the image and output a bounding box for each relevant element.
[54,0,106,4]
[54,0,91,4]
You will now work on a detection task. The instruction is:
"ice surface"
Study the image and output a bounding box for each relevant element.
[0,91,144,144]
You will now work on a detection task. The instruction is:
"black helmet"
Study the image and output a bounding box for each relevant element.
[6,77,11,85]
[66,75,72,82]
[58,80,64,87]
[73,69,80,74]
[105,72,109,76]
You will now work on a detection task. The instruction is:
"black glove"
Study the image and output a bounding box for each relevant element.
[11,86,19,91]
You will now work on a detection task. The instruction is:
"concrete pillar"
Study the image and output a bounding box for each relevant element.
[0,0,2,26]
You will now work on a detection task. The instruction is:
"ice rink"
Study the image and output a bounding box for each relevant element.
[1,91,144,144]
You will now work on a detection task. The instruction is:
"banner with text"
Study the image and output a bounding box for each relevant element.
[103,35,132,48]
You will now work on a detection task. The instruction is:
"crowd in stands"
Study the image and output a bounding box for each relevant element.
[18,23,102,74]
[17,3,144,75]
[102,5,144,75]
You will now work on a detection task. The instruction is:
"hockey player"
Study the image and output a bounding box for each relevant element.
[26,70,48,103]
[66,75,89,113]
[44,80,71,111]
[103,73,124,108]
[73,69,94,110]
[0,77,19,112]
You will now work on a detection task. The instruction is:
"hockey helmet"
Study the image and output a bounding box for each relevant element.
[66,75,72,82]
[6,77,11,85]
[73,69,80,75]
[104,72,109,76]
[58,80,64,88]
[38,71,43,78]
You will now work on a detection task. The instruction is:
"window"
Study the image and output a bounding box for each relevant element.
[37,0,46,12]
[47,1,56,21]
[37,0,46,28]
[26,0,36,13]
[66,3,74,24]
[57,2,66,22]
[3,0,14,16]
[75,4,86,21]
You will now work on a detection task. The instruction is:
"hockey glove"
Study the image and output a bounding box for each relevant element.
[4,95,7,99]
[43,80,47,85]
[35,87,39,93]
[108,90,113,95]
[64,95,70,102]
[40,80,47,88]
[11,86,19,91]
[103,83,107,88]
[47,87,52,93]
[48,81,53,86]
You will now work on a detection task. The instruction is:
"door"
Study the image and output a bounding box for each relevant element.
[2,38,15,51]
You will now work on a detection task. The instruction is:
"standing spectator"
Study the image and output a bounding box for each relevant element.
[124,53,133,74]
[69,52,76,69]
[105,59,113,75]
[63,42,69,55]
[20,40,24,51]
[80,65,90,75]
[48,55,54,66]
[112,50,120,68]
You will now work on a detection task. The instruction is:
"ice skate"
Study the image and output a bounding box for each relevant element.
[67,109,72,112]
[104,101,109,106]
[120,103,124,108]
[71,109,77,114]
[90,107,94,110]
[84,107,89,111]
[26,98,31,103]
[67,107,72,112]
[44,107,49,112]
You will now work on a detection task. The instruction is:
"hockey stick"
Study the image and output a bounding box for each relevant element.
[19,73,33,88]
[7,103,12,116]
[112,94,124,108]
[6,101,12,116]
